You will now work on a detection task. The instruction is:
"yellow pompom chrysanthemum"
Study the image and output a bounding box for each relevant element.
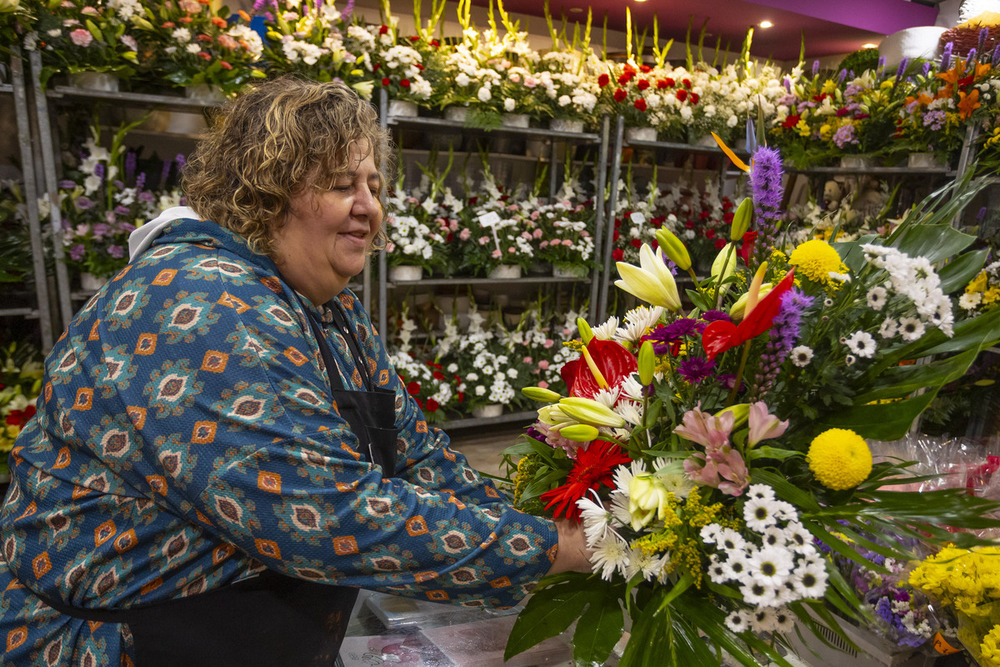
[807,428,872,490]
[981,625,1000,667]
[789,239,846,284]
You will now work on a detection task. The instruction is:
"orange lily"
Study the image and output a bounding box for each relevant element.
[958,89,981,120]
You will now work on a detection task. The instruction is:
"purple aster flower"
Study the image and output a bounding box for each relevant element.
[69,244,85,261]
[139,191,155,204]
[923,110,946,131]
[75,196,94,210]
[678,357,716,384]
[92,223,110,239]
[701,310,731,323]
[107,245,125,258]
[833,124,858,149]
[941,41,953,71]
[93,163,105,179]
[59,179,76,189]
[114,205,130,215]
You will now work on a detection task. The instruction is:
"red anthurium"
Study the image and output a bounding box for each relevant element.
[540,440,631,521]
[560,339,638,398]
[702,269,796,360]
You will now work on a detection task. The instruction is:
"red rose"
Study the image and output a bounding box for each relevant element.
[634,98,647,111]
[409,35,419,42]
[782,113,801,128]
[612,248,624,261]
[690,92,700,104]
[630,238,642,248]
[684,220,695,229]
[617,73,631,85]
[637,79,650,91]
[715,238,727,249]
[430,39,440,47]
[705,229,716,239]
[613,88,627,102]
[400,78,411,88]
[381,77,391,86]
[379,25,389,34]
[432,371,445,380]
[406,381,420,395]
[663,77,675,88]
[639,64,652,73]
[676,89,688,102]
[723,212,734,224]
[682,78,691,89]
[425,398,439,412]
[372,62,380,71]
[598,73,610,87]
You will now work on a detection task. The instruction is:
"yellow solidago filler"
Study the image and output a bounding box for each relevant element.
[982,626,1000,667]
[513,454,543,504]
[821,79,837,95]
[985,286,1000,306]
[789,239,847,285]
[674,539,705,588]
[633,529,678,556]
[684,487,724,530]
[807,428,872,490]
[795,119,811,137]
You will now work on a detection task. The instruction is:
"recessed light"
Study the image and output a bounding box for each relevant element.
[862,42,877,49]
[569,6,583,11]
[758,20,773,28]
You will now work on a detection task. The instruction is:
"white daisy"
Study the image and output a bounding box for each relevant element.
[790,345,813,367]
[866,286,888,310]
[725,610,751,634]
[844,331,877,358]
[761,525,788,548]
[879,317,899,339]
[845,354,856,366]
[744,497,781,531]
[746,484,775,502]
[773,607,796,633]
[740,579,779,607]
[717,527,747,553]
[899,317,925,341]
[750,607,780,633]
[700,524,723,545]
[790,561,828,598]
[722,552,751,583]
[748,546,795,586]
[707,554,730,584]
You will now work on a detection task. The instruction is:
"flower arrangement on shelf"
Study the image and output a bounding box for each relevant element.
[137,0,264,97]
[54,120,182,280]
[0,341,43,479]
[383,167,458,275]
[435,307,518,413]
[0,0,32,61]
[254,0,374,99]
[0,180,35,285]
[371,18,434,108]
[497,136,1000,666]
[25,0,144,85]
[452,170,536,276]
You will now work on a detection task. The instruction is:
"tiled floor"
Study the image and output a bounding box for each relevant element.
[447,421,531,480]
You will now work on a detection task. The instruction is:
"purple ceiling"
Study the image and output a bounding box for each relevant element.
[482,0,941,60]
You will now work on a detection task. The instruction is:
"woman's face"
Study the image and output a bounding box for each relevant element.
[271,142,382,305]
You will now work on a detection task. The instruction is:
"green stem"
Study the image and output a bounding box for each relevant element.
[711,244,736,309]
[726,340,752,406]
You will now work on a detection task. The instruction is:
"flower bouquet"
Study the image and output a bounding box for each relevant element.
[254,0,374,99]
[383,166,459,277]
[499,137,1000,666]
[0,342,43,479]
[136,0,264,96]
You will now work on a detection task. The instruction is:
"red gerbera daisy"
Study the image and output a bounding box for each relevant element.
[540,440,631,522]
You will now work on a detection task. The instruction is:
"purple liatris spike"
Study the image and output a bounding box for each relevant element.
[895,57,908,83]
[877,55,886,75]
[941,41,953,70]
[252,0,268,11]
[838,68,847,83]
[812,60,819,77]
[751,289,813,397]
[979,206,988,222]
[967,48,977,64]
[125,151,136,183]
[343,0,354,17]
[175,154,187,169]
[136,172,146,190]
[979,27,989,53]
[748,146,784,262]
[94,163,105,179]
[922,61,931,76]
[993,44,1000,65]
[783,76,791,92]
[159,160,172,189]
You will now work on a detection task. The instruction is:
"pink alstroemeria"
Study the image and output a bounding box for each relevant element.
[747,401,789,448]
[672,404,733,449]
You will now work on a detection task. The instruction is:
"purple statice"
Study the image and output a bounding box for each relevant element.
[69,244,85,261]
[811,60,819,78]
[748,146,784,259]
[93,163,105,179]
[843,83,861,99]
[701,310,731,323]
[107,245,125,258]
[75,196,94,210]
[941,41,953,71]
[833,123,858,149]
[114,205,130,216]
[923,109,946,131]
[751,289,814,398]
[678,357,716,384]
[159,160,173,189]
[59,179,76,189]
[124,152,136,183]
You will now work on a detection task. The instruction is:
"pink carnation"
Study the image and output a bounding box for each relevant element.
[70,28,94,47]
[459,228,471,240]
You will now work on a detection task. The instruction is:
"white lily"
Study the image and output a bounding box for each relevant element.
[615,244,681,311]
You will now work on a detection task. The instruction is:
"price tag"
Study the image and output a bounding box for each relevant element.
[630,212,646,226]
[478,211,502,253]
[932,633,961,656]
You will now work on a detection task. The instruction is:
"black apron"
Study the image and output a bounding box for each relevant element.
[24,304,398,666]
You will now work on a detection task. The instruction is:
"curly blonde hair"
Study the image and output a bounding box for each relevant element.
[183,77,392,256]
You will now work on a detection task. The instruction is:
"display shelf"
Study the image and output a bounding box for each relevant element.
[46,85,222,112]
[441,409,535,431]
[387,114,601,144]
[787,165,956,176]
[0,307,39,318]
[386,274,593,288]
[625,137,750,156]
[0,83,12,94]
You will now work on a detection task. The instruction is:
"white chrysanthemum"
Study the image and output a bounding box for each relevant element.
[867,286,888,310]
[592,316,620,341]
[576,496,613,547]
[790,561,828,599]
[618,376,646,402]
[844,331,877,358]
[960,292,983,310]
[590,533,630,582]
[790,345,813,367]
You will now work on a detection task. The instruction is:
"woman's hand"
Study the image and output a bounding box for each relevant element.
[546,519,594,575]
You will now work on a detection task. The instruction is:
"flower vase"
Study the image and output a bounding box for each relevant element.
[488,265,522,279]
[388,265,423,282]
[549,118,584,133]
[625,127,657,143]
[692,134,718,148]
[908,152,948,169]
[472,404,503,419]
[444,106,469,123]
[500,113,530,129]
[80,273,107,291]
[553,263,589,279]
[840,155,875,170]
[67,72,119,92]
[388,99,419,118]
[185,84,227,104]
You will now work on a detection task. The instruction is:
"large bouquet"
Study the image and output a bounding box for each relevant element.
[0,342,43,478]
[501,139,1000,666]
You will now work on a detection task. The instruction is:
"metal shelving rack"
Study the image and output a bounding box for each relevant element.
[3,49,54,350]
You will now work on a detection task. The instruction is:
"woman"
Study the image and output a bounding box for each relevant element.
[0,78,590,666]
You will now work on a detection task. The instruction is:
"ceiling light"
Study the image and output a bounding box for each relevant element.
[758,20,773,29]
[862,42,878,49]
[568,6,583,11]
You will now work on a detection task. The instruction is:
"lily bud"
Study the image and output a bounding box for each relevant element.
[730,198,753,241]
[655,228,691,272]
[522,386,562,402]
[537,404,572,426]
[711,243,739,281]
[559,397,625,428]
[577,317,594,345]
[729,283,774,321]
[558,423,600,442]
[638,340,656,385]
[716,403,750,429]
[628,473,671,530]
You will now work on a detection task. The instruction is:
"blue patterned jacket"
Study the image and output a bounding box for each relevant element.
[0,218,556,666]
